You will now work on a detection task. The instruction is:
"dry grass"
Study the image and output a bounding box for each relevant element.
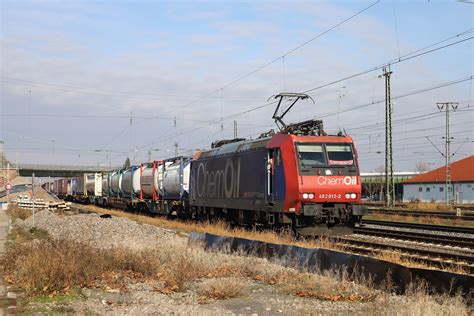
[6,203,33,220]
[155,239,217,292]
[365,213,474,228]
[2,227,372,302]
[365,202,474,212]
[1,231,159,296]
[369,249,472,276]
[78,204,471,274]
[197,278,247,302]
[373,281,470,316]
[403,202,472,211]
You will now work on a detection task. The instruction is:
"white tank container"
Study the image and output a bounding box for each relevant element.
[158,162,173,196]
[76,175,85,195]
[102,173,109,196]
[141,165,158,199]
[85,173,102,197]
[85,174,95,196]
[121,167,141,196]
[67,179,72,195]
[162,161,191,197]
[110,171,121,195]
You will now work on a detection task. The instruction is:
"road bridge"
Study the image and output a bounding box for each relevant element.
[14,164,117,177]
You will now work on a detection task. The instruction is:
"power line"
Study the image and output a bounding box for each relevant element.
[102,75,472,165]
[159,1,381,115]
[316,76,473,120]
[302,30,473,94]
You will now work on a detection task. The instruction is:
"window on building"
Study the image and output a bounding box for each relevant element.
[426,187,430,192]
[439,187,444,192]
[418,187,422,192]
[468,184,472,188]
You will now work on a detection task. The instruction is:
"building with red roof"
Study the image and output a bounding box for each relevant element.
[403,155,474,204]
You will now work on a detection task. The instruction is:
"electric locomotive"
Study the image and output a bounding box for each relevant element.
[189,93,367,234]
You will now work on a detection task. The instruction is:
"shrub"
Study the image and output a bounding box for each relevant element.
[7,204,32,220]
[0,238,158,296]
[197,277,247,302]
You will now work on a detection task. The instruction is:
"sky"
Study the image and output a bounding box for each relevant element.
[0,0,473,172]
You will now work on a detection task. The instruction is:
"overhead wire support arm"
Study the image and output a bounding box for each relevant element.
[425,136,445,157]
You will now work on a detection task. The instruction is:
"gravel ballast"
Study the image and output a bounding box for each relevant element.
[17,210,177,250]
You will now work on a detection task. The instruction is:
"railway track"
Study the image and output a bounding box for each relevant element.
[343,219,474,273]
[357,220,474,248]
[367,207,474,220]
[363,202,474,211]
[354,226,474,248]
[361,219,474,234]
[332,237,474,274]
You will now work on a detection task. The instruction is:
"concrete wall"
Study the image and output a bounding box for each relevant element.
[403,182,474,204]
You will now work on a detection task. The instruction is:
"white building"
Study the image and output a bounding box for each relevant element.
[403,155,474,204]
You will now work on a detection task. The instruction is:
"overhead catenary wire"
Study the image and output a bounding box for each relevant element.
[302,30,473,94]
[160,1,381,116]
[100,75,473,164]
[169,33,473,152]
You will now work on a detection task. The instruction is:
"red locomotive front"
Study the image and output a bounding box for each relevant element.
[267,132,366,234]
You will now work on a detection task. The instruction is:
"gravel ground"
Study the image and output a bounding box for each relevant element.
[0,185,58,203]
[16,210,177,250]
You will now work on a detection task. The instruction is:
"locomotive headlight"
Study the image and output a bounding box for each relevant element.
[303,193,309,199]
[308,193,315,199]
[350,193,357,199]
[345,193,351,199]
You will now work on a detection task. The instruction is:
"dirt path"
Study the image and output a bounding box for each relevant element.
[0,205,14,315]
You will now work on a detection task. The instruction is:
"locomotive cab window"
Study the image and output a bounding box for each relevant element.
[296,144,326,167]
[326,144,354,165]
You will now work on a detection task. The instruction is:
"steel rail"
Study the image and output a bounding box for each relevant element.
[332,237,474,274]
[367,208,474,220]
[354,226,474,248]
[361,219,474,234]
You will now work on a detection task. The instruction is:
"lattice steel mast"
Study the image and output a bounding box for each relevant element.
[437,102,458,205]
[380,66,394,207]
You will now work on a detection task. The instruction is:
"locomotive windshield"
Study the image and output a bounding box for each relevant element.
[326,144,354,165]
[296,144,326,166]
[296,143,355,168]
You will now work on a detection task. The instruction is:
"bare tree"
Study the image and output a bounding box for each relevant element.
[373,165,385,174]
[123,157,131,169]
[371,165,385,201]
[415,161,431,173]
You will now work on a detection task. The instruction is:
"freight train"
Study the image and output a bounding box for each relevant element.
[44,93,367,235]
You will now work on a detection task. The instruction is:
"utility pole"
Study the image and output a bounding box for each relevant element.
[437,102,458,205]
[32,172,35,228]
[0,141,4,168]
[6,163,9,203]
[379,66,394,207]
[233,120,238,139]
